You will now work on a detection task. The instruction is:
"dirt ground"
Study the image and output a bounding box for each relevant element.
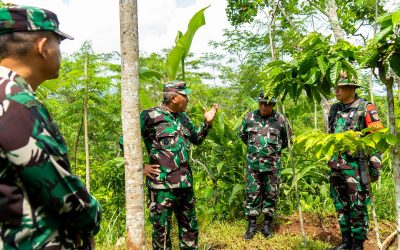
[275,213,397,250]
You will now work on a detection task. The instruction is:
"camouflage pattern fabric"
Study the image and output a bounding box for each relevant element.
[0,66,101,249]
[328,97,383,241]
[330,168,369,240]
[239,110,290,173]
[163,80,192,95]
[148,188,198,250]
[239,110,291,217]
[0,5,73,40]
[244,168,281,217]
[140,105,210,189]
[141,105,210,249]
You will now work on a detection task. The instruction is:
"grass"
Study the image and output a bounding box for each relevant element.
[96,219,331,249]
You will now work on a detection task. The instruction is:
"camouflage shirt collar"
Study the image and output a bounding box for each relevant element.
[339,97,364,111]
[0,66,33,92]
[157,105,181,117]
[256,110,278,120]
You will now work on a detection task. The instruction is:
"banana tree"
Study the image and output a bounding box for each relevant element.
[166,6,208,80]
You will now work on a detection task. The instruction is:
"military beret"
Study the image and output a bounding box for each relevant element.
[0,5,73,40]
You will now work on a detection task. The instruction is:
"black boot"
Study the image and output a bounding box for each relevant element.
[261,215,273,238]
[328,234,352,250]
[351,239,364,250]
[244,217,257,240]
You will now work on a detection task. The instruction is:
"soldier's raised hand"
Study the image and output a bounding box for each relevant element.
[144,164,161,179]
[204,103,219,125]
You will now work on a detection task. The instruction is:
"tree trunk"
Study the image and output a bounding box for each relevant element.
[326,0,344,41]
[321,95,330,132]
[119,0,145,249]
[379,69,400,250]
[369,70,375,104]
[282,104,307,246]
[395,74,400,103]
[314,100,318,130]
[268,3,306,244]
[73,117,83,175]
[321,0,344,132]
[84,55,90,192]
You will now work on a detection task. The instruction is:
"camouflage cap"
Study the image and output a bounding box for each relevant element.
[0,5,73,40]
[258,91,277,104]
[336,77,360,88]
[163,80,192,95]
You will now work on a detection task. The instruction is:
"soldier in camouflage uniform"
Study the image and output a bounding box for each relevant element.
[239,92,291,240]
[0,5,101,249]
[328,76,383,250]
[141,80,218,249]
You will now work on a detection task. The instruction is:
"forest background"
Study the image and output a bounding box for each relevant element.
[2,0,400,249]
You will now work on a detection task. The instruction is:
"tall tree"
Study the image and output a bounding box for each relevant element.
[84,53,90,191]
[362,10,400,246]
[119,0,145,249]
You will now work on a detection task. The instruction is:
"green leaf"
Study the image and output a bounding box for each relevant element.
[392,9,400,27]
[166,6,209,80]
[341,59,357,79]
[317,55,328,75]
[330,61,342,84]
[216,162,225,174]
[386,134,398,146]
[371,26,392,44]
[139,67,162,79]
[229,184,243,205]
[323,140,335,160]
[389,55,400,77]
[203,187,214,199]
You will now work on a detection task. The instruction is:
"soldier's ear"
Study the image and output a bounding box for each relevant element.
[37,37,49,59]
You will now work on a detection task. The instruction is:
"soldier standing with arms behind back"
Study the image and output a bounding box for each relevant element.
[0,5,101,249]
[239,91,291,240]
[141,80,218,250]
[328,74,383,250]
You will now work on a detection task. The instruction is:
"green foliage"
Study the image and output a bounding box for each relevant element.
[361,9,400,77]
[191,110,247,220]
[166,6,208,80]
[294,128,398,161]
[39,5,400,245]
[262,32,360,103]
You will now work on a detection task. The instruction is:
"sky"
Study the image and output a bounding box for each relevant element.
[8,0,230,57]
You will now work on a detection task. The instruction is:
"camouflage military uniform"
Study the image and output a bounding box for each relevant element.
[0,67,101,249]
[141,105,210,250]
[0,6,100,249]
[328,96,383,241]
[239,110,291,218]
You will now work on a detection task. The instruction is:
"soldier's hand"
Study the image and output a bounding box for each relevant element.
[204,103,219,125]
[86,237,95,250]
[144,164,160,179]
[72,234,95,250]
[370,175,379,183]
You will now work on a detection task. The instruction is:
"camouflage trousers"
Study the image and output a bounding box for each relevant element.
[330,168,369,240]
[244,167,281,218]
[148,187,198,250]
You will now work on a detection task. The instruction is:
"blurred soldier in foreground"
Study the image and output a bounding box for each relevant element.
[239,92,291,240]
[328,76,383,250]
[0,5,101,249]
[141,80,218,249]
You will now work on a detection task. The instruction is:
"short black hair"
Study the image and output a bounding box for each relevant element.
[0,31,55,60]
